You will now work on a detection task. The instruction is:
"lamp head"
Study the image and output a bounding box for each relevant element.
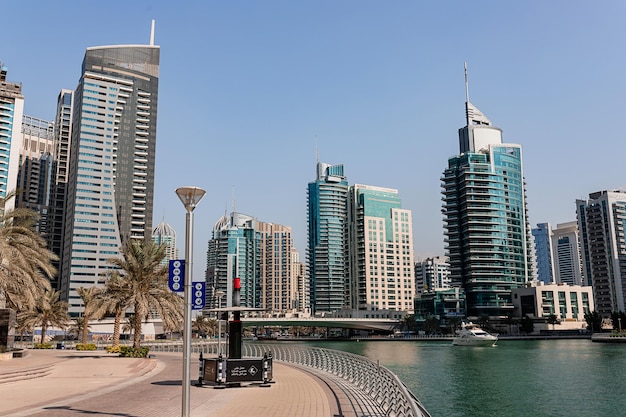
[176,186,206,212]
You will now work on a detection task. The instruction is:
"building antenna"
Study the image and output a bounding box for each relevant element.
[232,186,236,213]
[464,61,470,126]
[150,20,155,46]
[315,135,319,164]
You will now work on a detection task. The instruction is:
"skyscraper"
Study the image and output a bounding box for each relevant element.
[206,212,261,310]
[0,64,24,209]
[205,211,300,314]
[415,256,451,294]
[257,221,294,313]
[532,223,555,284]
[59,29,160,315]
[16,115,55,236]
[48,89,74,289]
[152,219,177,265]
[576,190,626,316]
[347,184,415,311]
[442,85,533,318]
[291,249,309,314]
[551,221,584,286]
[307,162,349,313]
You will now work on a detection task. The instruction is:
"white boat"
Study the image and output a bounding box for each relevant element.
[452,322,498,347]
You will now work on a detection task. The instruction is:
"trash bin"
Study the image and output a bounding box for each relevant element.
[56,342,65,350]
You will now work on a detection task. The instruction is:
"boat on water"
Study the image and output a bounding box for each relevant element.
[452,322,498,347]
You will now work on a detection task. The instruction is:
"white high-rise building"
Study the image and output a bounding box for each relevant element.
[577,190,626,316]
[0,64,24,209]
[415,256,450,294]
[347,184,415,312]
[551,222,584,286]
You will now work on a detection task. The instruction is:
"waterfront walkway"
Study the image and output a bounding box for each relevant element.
[0,349,338,417]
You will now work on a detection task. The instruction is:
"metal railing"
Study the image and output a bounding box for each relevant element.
[146,341,430,417]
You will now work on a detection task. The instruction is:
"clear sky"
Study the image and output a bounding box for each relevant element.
[3,1,626,279]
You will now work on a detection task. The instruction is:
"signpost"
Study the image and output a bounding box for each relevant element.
[168,259,185,292]
[192,281,205,310]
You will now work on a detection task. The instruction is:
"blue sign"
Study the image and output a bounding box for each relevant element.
[192,281,206,310]
[168,259,185,292]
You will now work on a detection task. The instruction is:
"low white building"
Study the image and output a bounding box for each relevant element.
[511,282,594,322]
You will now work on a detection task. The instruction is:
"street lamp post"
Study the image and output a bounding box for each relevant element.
[215,290,225,356]
[176,186,206,417]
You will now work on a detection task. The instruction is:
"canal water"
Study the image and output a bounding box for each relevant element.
[297,339,626,417]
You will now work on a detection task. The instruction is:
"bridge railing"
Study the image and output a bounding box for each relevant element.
[145,340,429,417]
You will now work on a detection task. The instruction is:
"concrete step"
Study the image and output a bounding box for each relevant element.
[0,364,54,385]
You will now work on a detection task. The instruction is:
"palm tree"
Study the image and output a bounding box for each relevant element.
[192,315,217,338]
[122,314,135,341]
[0,191,57,310]
[547,313,560,331]
[76,286,108,345]
[19,290,70,343]
[107,240,183,349]
[68,317,89,341]
[100,271,132,347]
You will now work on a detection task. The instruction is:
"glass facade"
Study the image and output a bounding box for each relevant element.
[442,101,533,318]
[307,162,348,313]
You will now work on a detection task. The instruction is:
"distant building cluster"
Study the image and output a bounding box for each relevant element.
[2,31,624,325]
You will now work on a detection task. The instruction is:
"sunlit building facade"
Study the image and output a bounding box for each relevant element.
[347,184,415,312]
[60,41,160,315]
[576,190,626,316]
[442,99,533,318]
[307,162,349,313]
[152,219,177,265]
[0,65,24,208]
[16,115,55,236]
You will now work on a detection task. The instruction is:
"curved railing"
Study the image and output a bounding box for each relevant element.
[146,341,430,417]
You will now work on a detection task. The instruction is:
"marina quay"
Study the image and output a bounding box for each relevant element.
[0,342,431,417]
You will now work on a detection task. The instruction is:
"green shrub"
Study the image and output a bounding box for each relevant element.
[75,343,97,351]
[119,346,150,358]
[33,343,53,349]
[105,345,122,354]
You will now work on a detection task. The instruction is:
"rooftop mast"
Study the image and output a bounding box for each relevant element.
[150,20,155,46]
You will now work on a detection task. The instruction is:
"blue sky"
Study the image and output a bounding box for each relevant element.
[3,1,626,279]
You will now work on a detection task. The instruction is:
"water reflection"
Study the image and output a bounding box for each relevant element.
[298,339,626,417]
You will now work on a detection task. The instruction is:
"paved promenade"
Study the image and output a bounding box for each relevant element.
[0,349,340,417]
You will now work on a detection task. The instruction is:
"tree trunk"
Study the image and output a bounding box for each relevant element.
[41,324,47,344]
[113,306,122,347]
[82,315,89,345]
[132,303,142,349]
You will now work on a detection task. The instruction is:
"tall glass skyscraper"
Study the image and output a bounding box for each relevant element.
[206,212,261,310]
[442,97,533,318]
[532,223,555,284]
[59,37,160,315]
[307,162,349,313]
